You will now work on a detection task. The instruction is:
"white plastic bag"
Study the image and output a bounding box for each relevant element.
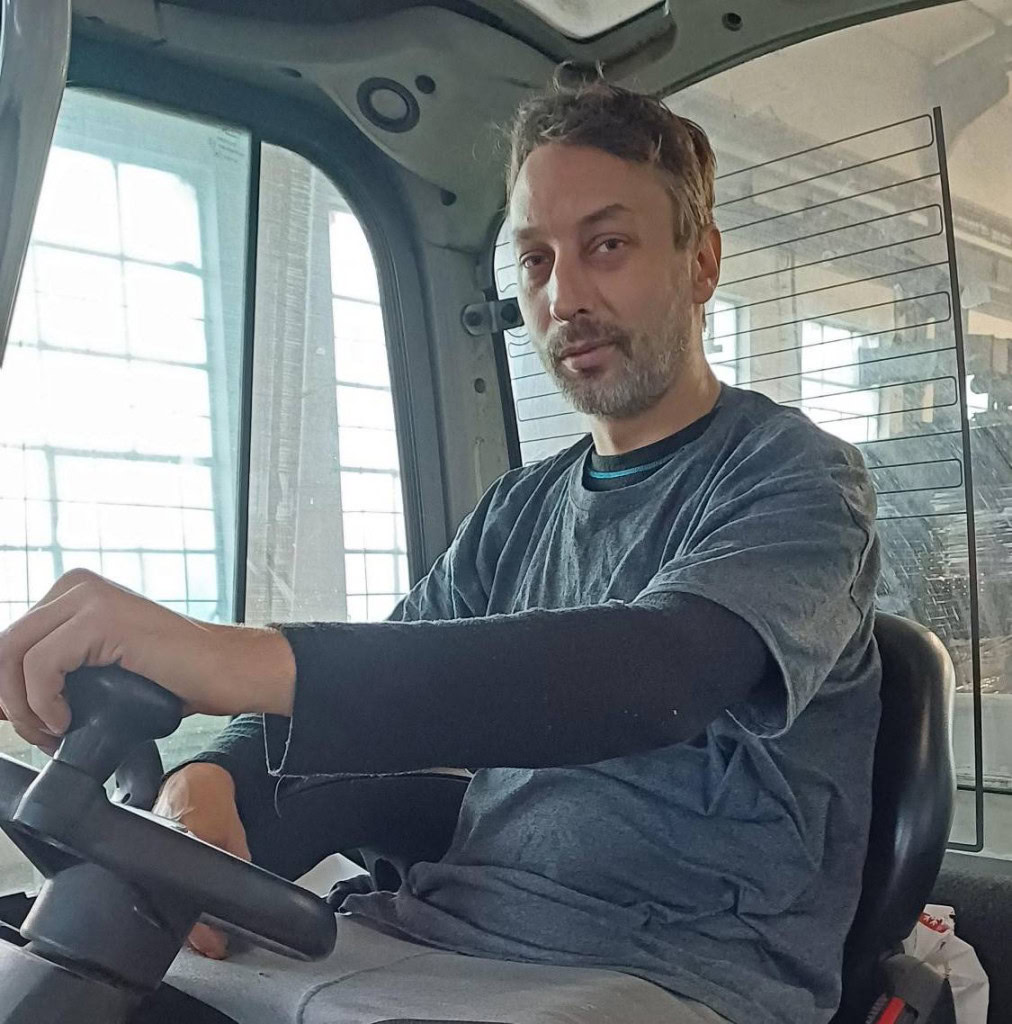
[901,904,989,1024]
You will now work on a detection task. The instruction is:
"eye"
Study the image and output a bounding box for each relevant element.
[595,237,626,254]
[519,251,549,272]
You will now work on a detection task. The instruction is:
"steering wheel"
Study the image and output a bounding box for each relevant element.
[0,665,337,1022]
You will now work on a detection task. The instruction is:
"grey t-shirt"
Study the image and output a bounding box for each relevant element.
[344,384,882,1024]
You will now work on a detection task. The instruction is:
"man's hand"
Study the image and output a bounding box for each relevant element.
[0,569,296,750]
[153,762,251,959]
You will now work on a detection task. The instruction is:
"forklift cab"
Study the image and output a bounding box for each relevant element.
[1,1,1010,1022]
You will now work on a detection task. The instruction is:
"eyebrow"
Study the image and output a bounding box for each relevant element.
[512,203,633,245]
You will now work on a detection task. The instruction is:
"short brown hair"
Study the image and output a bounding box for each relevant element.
[507,74,716,248]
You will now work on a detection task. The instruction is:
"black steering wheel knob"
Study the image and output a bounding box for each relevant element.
[57,665,183,785]
[0,660,336,998]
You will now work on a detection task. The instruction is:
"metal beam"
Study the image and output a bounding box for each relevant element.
[0,0,71,368]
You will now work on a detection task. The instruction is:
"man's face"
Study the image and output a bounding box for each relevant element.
[510,143,715,419]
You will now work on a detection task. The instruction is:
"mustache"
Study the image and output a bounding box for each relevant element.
[544,320,632,363]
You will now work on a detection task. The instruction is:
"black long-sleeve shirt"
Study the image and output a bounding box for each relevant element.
[182,597,769,817]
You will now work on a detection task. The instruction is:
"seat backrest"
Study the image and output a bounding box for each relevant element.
[836,612,956,1020]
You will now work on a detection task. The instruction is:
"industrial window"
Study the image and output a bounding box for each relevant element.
[0,90,412,893]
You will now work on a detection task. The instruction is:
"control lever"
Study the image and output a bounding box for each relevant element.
[57,665,182,785]
[111,742,167,810]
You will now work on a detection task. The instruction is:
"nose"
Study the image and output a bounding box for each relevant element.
[548,252,594,324]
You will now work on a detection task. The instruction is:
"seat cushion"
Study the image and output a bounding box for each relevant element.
[165,915,728,1024]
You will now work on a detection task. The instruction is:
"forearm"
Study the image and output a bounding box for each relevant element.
[267,594,771,776]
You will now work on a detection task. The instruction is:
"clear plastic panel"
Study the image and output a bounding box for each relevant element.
[671,0,1012,854]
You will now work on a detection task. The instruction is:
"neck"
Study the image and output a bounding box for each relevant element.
[589,356,722,456]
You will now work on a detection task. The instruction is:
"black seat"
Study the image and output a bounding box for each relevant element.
[833,612,956,1023]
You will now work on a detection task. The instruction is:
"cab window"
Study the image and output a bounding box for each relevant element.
[247,143,409,627]
[494,0,1011,858]
[669,0,1011,858]
[0,89,412,893]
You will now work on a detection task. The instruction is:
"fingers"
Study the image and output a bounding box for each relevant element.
[35,733,61,757]
[0,707,58,752]
[22,615,97,735]
[188,922,230,959]
[0,704,58,754]
[0,636,48,744]
[0,589,80,741]
[0,573,123,742]
[0,657,59,749]
[235,832,253,864]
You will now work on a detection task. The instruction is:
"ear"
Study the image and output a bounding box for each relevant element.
[691,226,721,306]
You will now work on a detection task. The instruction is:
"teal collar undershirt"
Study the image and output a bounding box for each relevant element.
[585,408,718,489]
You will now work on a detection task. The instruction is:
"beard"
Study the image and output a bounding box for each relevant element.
[537,314,689,419]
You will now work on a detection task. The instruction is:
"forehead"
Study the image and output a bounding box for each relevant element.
[509,143,671,238]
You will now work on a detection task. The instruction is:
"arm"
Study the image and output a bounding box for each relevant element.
[150,489,481,829]
[0,469,503,745]
[0,426,876,775]
[264,425,879,775]
[157,558,461,833]
[264,595,770,774]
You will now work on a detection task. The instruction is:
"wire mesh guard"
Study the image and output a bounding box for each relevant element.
[493,109,990,849]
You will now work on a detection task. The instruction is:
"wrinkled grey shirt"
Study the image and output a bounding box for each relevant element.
[345,384,882,1024]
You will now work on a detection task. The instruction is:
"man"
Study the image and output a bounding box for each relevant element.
[0,78,881,1024]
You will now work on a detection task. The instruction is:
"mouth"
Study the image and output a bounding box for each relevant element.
[558,343,588,357]
[558,341,618,373]
[558,339,610,360]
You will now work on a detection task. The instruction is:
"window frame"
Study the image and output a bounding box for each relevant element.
[62,32,448,607]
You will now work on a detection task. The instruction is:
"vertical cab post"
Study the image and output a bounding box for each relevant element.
[0,0,71,367]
